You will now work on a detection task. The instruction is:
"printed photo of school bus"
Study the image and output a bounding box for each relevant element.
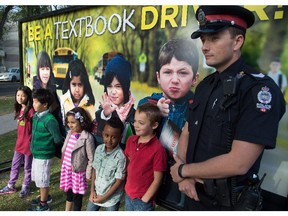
[52,47,78,88]
[94,51,121,85]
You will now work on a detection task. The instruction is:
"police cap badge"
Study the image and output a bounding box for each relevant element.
[191,6,255,39]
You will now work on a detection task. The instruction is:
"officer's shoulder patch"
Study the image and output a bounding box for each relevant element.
[252,85,272,113]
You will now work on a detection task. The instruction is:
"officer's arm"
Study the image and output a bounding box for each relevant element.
[174,140,264,181]
[177,122,189,162]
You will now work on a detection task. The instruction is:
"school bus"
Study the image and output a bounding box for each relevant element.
[94,51,121,85]
[52,47,78,88]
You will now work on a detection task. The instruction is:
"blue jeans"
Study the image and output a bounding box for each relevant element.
[86,200,120,211]
[125,194,154,211]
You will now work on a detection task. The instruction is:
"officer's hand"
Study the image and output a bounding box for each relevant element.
[157,97,170,117]
[178,178,199,201]
[170,154,184,183]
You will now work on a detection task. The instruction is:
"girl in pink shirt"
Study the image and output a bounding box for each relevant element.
[0,86,34,198]
[60,107,95,211]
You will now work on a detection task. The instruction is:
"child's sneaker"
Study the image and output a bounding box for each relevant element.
[31,194,52,205]
[0,185,16,195]
[28,203,50,211]
[19,185,30,198]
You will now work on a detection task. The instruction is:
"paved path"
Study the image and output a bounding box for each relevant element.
[0,113,17,135]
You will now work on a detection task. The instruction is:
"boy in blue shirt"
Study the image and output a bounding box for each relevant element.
[87,117,126,211]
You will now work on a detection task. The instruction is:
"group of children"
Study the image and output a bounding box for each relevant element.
[0,38,200,211]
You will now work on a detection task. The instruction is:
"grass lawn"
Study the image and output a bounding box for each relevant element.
[0,156,166,211]
[0,96,14,116]
[0,158,69,211]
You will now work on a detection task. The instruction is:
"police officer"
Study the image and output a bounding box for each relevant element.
[170,6,286,210]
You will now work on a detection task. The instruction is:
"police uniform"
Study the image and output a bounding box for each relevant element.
[184,6,286,210]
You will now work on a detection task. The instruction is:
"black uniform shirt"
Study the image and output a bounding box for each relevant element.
[186,57,285,177]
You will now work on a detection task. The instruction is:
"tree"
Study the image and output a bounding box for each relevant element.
[0,6,14,41]
[1,5,68,41]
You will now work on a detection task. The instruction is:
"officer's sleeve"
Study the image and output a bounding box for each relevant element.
[234,83,285,149]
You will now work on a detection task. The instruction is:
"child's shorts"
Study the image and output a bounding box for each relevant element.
[31,158,52,188]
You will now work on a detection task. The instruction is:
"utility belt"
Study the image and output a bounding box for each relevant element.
[196,178,232,208]
[196,174,265,211]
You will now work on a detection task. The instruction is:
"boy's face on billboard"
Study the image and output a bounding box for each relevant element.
[157,57,196,101]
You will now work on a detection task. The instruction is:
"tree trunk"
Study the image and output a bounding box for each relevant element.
[0,6,13,40]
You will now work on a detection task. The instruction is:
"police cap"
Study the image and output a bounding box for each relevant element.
[191,6,255,39]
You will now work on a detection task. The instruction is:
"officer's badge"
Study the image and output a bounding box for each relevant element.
[198,9,206,27]
[256,86,272,112]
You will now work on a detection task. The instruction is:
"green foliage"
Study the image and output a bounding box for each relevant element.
[280,41,288,77]
[9,6,50,22]
[1,6,66,40]
[242,28,265,71]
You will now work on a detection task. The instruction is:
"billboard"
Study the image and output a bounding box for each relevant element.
[19,5,288,208]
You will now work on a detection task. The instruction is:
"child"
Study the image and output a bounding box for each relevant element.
[0,86,34,198]
[33,50,65,144]
[60,59,96,124]
[92,54,135,148]
[87,117,126,211]
[138,39,199,208]
[33,51,56,90]
[29,88,63,211]
[138,38,199,154]
[124,103,167,211]
[60,107,95,211]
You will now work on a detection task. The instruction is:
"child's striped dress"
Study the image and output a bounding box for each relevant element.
[60,133,88,194]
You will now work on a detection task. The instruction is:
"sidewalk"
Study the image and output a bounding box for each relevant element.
[0,113,17,135]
